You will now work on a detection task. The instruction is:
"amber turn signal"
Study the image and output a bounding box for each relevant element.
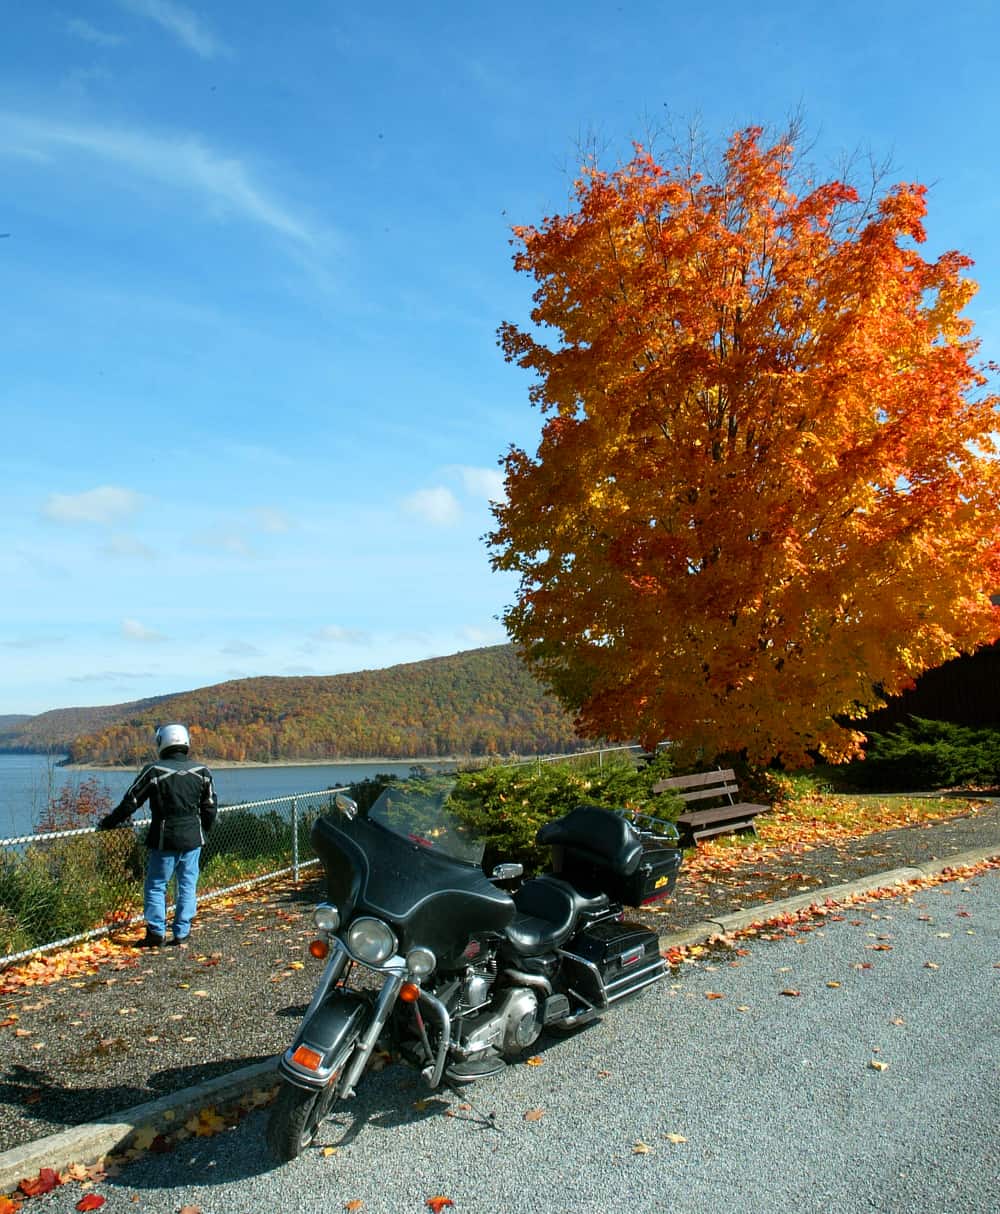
[309,938,330,959]
[399,982,421,1003]
[291,1044,323,1071]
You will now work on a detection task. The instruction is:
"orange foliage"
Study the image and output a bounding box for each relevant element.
[490,127,1000,767]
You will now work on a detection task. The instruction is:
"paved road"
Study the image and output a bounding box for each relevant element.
[69,870,999,1214]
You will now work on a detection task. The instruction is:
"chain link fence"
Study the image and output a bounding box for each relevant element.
[0,788,346,968]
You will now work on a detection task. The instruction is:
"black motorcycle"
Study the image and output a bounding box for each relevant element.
[266,776,682,1161]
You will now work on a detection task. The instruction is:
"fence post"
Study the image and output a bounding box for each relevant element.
[291,797,299,884]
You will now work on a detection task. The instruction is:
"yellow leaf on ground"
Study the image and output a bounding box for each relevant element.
[633,1141,653,1154]
[664,1133,688,1144]
[523,1108,544,1121]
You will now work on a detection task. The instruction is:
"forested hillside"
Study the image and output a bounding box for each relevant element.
[0,698,171,754]
[1,647,583,765]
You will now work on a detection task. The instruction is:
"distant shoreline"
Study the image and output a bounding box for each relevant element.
[58,756,464,772]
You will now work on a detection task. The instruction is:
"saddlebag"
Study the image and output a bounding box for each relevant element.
[559,920,665,1007]
[541,806,682,907]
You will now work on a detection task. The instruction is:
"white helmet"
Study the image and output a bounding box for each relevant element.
[155,723,190,756]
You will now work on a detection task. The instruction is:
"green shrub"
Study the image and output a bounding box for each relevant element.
[846,717,1000,790]
[447,752,683,874]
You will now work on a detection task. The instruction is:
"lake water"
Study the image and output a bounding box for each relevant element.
[0,753,454,840]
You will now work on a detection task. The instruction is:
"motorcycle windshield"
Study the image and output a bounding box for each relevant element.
[367,776,485,867]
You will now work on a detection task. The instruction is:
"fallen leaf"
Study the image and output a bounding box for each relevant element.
[869,1060,889,1072]
[780,989,801,997]
[890,1017,905,1026]
[826,981,841,988]
[0,1197,22,1214]
[523,1108,544,1121]
[705,992,725,1000]
[19,1169,61,1197]
[426,1199,454,1214]
[924,962,940,970]
[664,1132,688,1144]
[61,1165,90,1183]
[632,1140,653,1154]
[735,1004,751,1012]
[344,1201,363,1211]
[191,990,209,998]
[525,1055,544,1066]
[76,1195,106,1211]
[178,1207,201,1214]
[322,1146,339,1157]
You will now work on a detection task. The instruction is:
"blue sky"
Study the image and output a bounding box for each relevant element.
[2,1,998,716]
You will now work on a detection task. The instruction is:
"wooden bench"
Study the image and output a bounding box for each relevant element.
[651,767,769,847]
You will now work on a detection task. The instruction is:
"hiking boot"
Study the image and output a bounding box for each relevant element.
[135,930,165,949]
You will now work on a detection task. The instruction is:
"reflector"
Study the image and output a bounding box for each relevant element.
[399,982,420,1003]
[291,1044,323,1071]
[309,939,330,959]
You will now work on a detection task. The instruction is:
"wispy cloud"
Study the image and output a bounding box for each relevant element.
[70,669,155,682]
[402,486,462,527]
[308,624,370,646]
[220,640,263,656]
[101,534,155,559]
[455,465,506,502]
[252,507,294,534]
[66,19,125,48]
[43,486,144,525]
[116,0,230,59]
[122,618,166,643]
[0,112,323,246]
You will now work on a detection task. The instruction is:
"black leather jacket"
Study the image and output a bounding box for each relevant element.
[100,746,218,851]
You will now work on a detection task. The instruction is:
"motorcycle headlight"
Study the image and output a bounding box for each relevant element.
[346,916,398,965]
[312,903,340,933]
[406,946,436,977]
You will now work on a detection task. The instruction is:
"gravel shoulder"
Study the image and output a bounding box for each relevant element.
[1,797,998,1157]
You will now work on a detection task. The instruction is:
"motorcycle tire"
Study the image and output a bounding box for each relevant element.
[266,1078,337,1162]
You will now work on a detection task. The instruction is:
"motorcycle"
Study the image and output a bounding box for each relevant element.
[266,775,683,1161]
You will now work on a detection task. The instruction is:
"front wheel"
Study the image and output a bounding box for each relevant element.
[266,1078,336,1162]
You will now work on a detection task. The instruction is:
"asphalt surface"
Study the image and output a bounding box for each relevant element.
[16,861,999,1214]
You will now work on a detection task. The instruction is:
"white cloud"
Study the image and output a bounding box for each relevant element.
[220,640,263,656]
[309,624,370,646]
[116,0,230,59]
[66,19,125,47]
[0,113,322,246]
[455,465,506,502]
[43,486,144,525]
[122,618,166,643]
[253,507,294,534]
[402,486,462,527]
[101,533,155,559]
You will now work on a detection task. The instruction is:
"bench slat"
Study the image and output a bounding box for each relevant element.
[679,803,768,826]
[669,784,740,805]
[653,769,737,794]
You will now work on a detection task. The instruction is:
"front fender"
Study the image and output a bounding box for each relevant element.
[278,992,369,1090]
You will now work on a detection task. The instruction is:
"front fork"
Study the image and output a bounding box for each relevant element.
[278,939,455,1097]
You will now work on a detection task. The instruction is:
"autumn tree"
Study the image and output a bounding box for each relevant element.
[489,127,1000,768]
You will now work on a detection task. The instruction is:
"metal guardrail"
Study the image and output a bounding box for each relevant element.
[0,788,346,969]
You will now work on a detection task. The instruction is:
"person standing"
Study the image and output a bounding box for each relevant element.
[98,723,217,948]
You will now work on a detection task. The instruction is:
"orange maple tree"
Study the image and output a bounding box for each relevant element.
[489,126,1000,767]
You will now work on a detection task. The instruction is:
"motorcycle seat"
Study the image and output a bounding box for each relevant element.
[503,875,606,956]
[537,806,643,876]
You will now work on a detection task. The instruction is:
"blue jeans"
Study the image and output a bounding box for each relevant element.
[144,847,201,940]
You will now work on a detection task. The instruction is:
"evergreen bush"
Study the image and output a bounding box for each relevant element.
[847,716,1000,790]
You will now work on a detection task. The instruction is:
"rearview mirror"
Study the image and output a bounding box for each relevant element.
[491,862,523,881]
[334,793,359,820]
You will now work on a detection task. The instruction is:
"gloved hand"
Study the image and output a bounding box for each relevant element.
[96,815,116,831]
